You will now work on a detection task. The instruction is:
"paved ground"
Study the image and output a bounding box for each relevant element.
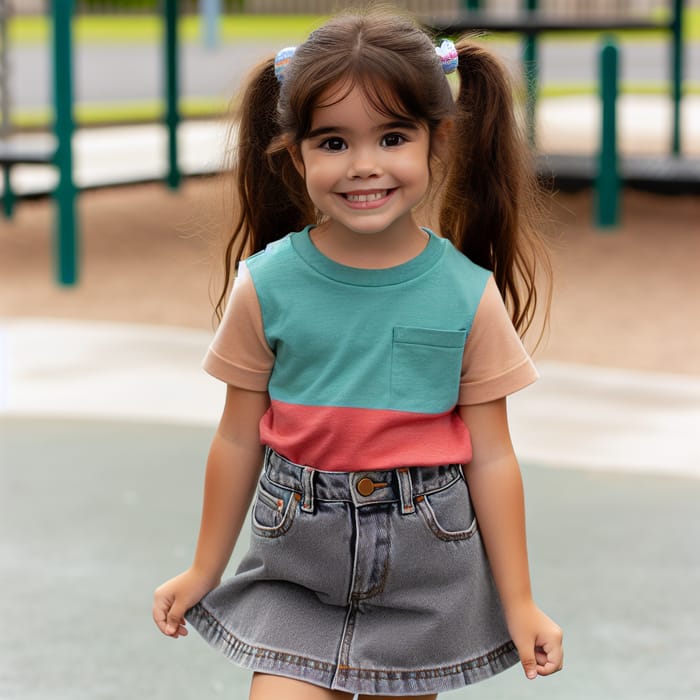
[1,416,699,700]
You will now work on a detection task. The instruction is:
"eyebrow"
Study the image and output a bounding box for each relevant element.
[307,120,420,140]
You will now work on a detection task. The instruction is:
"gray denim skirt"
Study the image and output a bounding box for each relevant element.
[186,448,519,696]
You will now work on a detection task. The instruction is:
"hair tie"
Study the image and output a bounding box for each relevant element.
[436,39,458,74]
[275,46,296,83]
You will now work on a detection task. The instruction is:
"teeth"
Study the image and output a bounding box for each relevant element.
[345,191,387,203]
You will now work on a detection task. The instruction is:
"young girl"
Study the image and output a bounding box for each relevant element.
[153,8,563,699]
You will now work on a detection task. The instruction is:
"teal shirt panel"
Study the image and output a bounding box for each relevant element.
[245,227,491,415]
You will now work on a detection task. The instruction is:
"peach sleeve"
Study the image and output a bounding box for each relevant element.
[458,276,538,405]
[202,262,274,390]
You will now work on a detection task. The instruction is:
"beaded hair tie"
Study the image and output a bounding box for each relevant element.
[273,39,459,83]
[435,39,459,75]
[274,46,296,82]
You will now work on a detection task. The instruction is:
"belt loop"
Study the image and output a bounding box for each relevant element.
[301,467,315,513]
[397,468,414,515]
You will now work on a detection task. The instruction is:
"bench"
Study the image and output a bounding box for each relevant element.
[538,154,700,195]
[0,141,56,216]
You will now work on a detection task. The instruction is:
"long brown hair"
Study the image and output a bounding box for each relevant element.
[216,7,551,339]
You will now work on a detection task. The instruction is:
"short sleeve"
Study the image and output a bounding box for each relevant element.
[458,276,538,405]
[202,262,274,390]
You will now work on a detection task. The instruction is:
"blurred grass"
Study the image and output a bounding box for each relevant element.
[543,81,700,98]
[9,14,326,44]
[13,98,231,130]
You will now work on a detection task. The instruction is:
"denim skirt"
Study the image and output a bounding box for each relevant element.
[186,448,519,696]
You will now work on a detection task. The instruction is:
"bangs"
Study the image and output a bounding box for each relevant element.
[291,56,446,141]
[312,73,421,127]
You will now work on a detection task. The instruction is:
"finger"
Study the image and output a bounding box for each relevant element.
[166,622,188,639]
[165,606,187,637]
[152,595,172,635]
[535,643,564,675]
[537,659,563,676]
[518,650,539,680]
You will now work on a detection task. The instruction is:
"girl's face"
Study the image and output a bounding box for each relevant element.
[295,82,432,240]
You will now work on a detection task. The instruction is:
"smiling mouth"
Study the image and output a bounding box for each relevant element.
[342,189,392,203]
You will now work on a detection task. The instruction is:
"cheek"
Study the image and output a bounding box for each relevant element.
[396,145,430,177]
[305,159,341,189]
[404,155,431,191]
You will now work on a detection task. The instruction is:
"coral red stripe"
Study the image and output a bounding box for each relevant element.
[259,400,472,472]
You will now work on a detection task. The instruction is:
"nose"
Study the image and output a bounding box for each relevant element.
[347,146,382,179]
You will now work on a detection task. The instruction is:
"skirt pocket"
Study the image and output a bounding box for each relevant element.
[251,476,298,539]
[416,474,478,542]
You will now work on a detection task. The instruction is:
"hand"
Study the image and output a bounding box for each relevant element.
[152,568,220,639]
[507,601,564,680]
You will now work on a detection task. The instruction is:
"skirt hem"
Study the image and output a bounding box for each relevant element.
[186,602,521,696]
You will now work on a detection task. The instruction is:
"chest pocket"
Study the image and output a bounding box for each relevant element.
[390,326,467,413]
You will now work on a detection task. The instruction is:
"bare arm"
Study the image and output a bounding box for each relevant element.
[153,384,270,638]
[459,399,563,679]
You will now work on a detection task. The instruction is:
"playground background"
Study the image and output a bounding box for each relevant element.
[1,5,700,700]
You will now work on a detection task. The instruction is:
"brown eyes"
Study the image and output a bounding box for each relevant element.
[318,133,408,151]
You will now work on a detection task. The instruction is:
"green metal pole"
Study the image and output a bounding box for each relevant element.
[596,39,619,229]
[670,0,684,156]
[462,0,481,10]
[164,0,180,189]
[523,0,539,146]
[1,12,14,219]
[2,168,14,217]
[52,0,78,285]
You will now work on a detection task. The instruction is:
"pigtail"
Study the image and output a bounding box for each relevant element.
[440,40,551,340]
[216,58,312,321]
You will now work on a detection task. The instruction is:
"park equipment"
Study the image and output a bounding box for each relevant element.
[428,0,698,227]
[0,0,182,285]
[597,39,620,228]
[434,0,687,155]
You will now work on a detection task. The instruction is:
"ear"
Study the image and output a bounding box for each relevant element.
[288,143,305,178]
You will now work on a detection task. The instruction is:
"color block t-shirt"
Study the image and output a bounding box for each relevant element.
[204,226,537,471]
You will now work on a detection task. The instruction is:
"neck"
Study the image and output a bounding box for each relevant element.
[310,219,429,269]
